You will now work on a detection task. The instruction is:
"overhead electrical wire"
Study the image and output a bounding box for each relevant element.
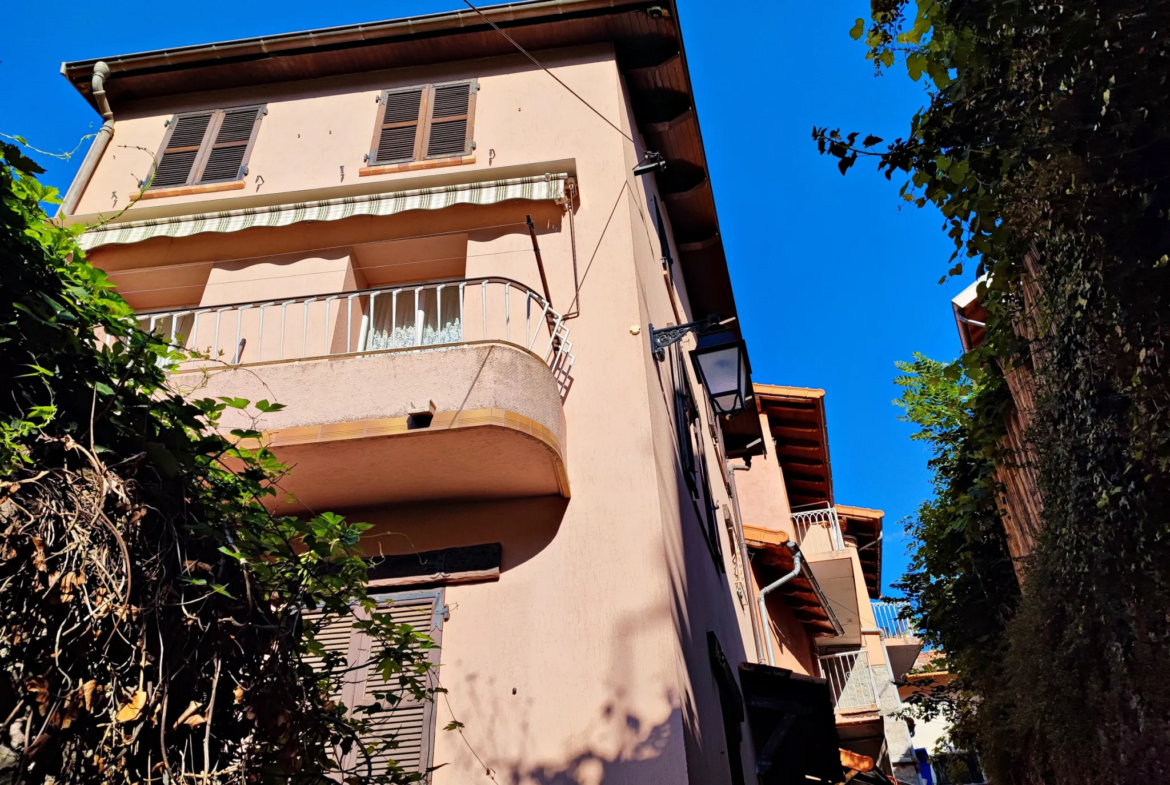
[459,0,642,152]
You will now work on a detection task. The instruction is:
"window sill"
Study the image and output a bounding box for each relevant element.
[138,180,246,200]
[359,154,475,177]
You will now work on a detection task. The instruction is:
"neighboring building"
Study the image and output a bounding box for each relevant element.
[58,2,918,783]
[727,385,924,784]
[952,281,1043,582]
[898,651,985,785]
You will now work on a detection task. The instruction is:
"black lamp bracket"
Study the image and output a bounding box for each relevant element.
[649,314,725,361]
[633,150,667,176]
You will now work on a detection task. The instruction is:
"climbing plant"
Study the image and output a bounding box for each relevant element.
[816,2,1170,782]
[0,142,433,783]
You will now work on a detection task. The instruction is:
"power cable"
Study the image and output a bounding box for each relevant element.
[459,0,642,153]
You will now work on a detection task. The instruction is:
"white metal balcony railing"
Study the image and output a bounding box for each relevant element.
[790,505,845,556]
[818,650,880,712]
[129,276,574,385]
[871,600,915,639]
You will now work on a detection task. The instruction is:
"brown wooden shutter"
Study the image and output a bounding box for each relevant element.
[424,81,476,158]
[198,106,265,184]
[372,88,425,164]
[151,112,214,188]
[347,594,441,778]
[301,610,358,702]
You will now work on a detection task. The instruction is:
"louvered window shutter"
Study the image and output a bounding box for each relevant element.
[301,611,357,700]
[352,596,440,777]
[151,106,263,189]
[328,593,441,780]
[198,106,265,184]
[301,610,362,775]
[372,88,425,164]
[425,82,476,158]
[151,112,214,188]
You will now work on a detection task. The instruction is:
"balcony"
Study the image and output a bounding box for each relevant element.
[791,506,845,555]
[818,650,879,715]
[139,277,572,512]
[871,601,923,682]
[795,506,862,645]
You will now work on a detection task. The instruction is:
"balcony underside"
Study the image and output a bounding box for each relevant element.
[805,551,862,646]
[883,636,924,683]
[177,340,568,512]
[263,408,567,512]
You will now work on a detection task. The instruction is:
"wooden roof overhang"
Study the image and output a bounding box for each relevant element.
[835,505,883,599]
[743,526,842,638]
[952,279,988,353]
[753,385,834,508]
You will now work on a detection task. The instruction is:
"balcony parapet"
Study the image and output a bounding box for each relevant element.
[871,601,915,640]
[791,505,845,556]
[818,649,880,715]
[134,275,574,394]
[131,277,573,512]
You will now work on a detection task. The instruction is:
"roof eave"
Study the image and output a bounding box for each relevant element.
[61,0,635,109]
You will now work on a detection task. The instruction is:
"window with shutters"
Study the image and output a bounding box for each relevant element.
[673,348,726,573]
[302,591,444,780]
[150,105,265,189]
[368,81,477,166]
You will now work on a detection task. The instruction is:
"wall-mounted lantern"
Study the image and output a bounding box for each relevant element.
[649,315,752,417]
[690,328,751,417]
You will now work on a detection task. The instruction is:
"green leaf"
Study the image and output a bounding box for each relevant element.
[849,18,866,40]
[218,396,250,409]
[907,52,925,81]
[210,583,234,598]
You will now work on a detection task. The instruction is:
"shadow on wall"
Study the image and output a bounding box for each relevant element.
[509,711,681,785]
[436,576,692,785]
[358,495,569,573]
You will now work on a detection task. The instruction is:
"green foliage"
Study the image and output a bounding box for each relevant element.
[892,353,1018,758]
[0,143,433,783]
[817,2,1170,781]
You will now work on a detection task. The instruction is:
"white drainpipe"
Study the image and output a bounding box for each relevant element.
[758,542,802,667]
[59,61,113,218]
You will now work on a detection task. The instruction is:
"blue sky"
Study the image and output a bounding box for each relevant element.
[2,1,967,594]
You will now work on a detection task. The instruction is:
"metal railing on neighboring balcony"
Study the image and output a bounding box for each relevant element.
[871,600,915,639]
[790,505,845,555]
[130,276,575,386]
[818,650,879,712]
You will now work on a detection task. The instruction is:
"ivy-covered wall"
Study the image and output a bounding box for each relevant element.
[818,2,1170,782]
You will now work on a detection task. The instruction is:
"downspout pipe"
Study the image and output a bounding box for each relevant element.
[757,542,802,667]
[857,529,883,552]
[727,463,765,664]
[59,61,113,218]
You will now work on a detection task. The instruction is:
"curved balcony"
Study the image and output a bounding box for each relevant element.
[140,277,573,512]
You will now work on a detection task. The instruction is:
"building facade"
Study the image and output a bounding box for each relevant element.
[58,2,919,783]
[952,280,1043,583]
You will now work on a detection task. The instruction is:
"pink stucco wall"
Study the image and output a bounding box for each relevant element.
[69,44,833,785]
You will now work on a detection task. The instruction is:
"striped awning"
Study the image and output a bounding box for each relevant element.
[79,173,569,251]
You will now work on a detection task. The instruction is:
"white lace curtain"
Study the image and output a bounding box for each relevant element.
[367,286,462,351]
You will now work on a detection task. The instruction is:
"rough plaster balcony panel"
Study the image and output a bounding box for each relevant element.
[174,341,567,511]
